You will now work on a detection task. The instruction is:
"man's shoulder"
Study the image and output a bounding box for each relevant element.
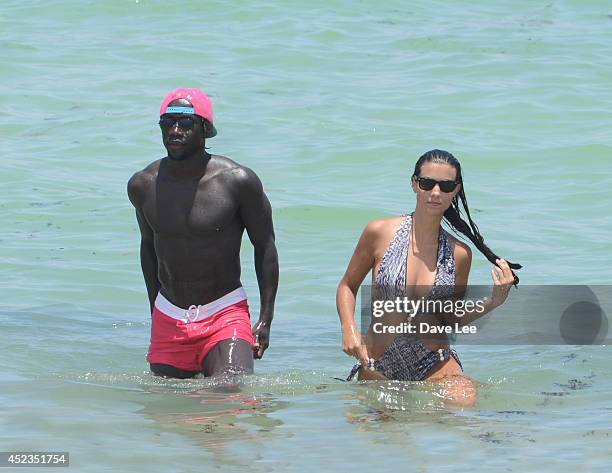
[129,159,161,182]
[127,159,162,206]
[211,155,262,189]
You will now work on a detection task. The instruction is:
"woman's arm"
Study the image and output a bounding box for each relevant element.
[336,220,384,367]
[451,241,514,325]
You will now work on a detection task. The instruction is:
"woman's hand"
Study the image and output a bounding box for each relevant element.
[342,324,370,367]
[489,258,514,308]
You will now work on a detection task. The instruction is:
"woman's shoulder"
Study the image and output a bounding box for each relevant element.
[444,232,472,265]
[363,216,405,237]
[360,216,406,255]
[359,216,405,261]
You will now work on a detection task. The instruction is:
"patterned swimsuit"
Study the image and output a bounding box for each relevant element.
[347,213,462,381]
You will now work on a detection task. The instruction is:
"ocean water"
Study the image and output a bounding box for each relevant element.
[1,0,612,471]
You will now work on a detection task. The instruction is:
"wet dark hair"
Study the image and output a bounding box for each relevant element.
[413,149,522,285]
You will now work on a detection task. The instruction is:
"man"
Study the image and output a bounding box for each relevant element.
[127,88,278,378]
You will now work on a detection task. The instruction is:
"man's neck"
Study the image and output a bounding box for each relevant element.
[166,151,211,178]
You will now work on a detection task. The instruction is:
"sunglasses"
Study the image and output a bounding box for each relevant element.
[158,115,199,130]
[414,176,459,193]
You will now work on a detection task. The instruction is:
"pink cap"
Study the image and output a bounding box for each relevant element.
[159,88,217,138]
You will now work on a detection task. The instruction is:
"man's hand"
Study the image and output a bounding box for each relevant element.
[252,320,270,359]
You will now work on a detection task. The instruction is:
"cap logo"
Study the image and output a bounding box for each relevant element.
[165,106,195,114]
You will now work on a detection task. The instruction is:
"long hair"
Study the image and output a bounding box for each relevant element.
[413,149,522,285]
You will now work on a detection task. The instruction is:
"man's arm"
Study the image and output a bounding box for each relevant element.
[235,167,279,359]
[128,173,160,313]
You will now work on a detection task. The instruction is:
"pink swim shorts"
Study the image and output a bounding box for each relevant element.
[146,287,254,371]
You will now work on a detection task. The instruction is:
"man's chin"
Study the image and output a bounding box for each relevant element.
[167,150,188,161]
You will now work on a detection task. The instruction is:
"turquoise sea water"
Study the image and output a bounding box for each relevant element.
[2,1,612,471]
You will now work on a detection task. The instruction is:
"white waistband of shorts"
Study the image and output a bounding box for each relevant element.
[154,287,247,323]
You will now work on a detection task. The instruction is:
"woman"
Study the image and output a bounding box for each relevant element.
[336,149,521,406]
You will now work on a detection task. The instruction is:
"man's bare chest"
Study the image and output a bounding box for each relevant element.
[143,178,240,237]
